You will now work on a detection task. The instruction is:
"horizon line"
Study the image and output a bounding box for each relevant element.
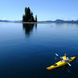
[0,19,78,21]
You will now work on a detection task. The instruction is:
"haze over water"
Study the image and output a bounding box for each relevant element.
[0,22,78,78]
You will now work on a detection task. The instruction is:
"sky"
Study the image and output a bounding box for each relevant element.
[0,0,78,21]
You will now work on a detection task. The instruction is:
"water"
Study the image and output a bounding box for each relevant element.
[0,22,78,78]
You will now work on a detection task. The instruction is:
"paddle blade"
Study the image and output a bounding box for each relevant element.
[67,63,71,67]
[55,53,59,57]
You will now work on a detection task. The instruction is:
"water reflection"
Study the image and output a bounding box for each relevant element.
[62,65,72,73]
[22,24,37,37]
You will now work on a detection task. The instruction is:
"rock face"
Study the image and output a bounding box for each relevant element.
[23,7,37,22]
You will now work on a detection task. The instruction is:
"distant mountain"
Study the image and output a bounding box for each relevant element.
[0,20,22,22]
[0,19,78,23]
[55,19,78,23]
[39,19,78,23]
[0,20,10,22]
[13,20,22,22]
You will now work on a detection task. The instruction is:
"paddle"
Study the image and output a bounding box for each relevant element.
[55,53,71,67]
[55,53,61,60]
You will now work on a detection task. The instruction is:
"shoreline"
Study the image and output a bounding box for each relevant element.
[0,22,53,24]
[0,21,78,24]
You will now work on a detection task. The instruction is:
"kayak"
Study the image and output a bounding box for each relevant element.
[46,56,77,70]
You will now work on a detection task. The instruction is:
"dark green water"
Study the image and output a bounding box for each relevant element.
[0,22,78,78]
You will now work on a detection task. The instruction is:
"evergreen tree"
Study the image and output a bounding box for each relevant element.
[35,15,37,22]
[23,7,37,22]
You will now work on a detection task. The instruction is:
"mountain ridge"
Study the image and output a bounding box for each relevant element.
[0,19,78,23]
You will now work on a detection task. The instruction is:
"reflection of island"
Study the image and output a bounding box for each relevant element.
[23,24,37,37]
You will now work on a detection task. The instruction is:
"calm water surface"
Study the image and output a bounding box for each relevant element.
[0,22,78,78]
